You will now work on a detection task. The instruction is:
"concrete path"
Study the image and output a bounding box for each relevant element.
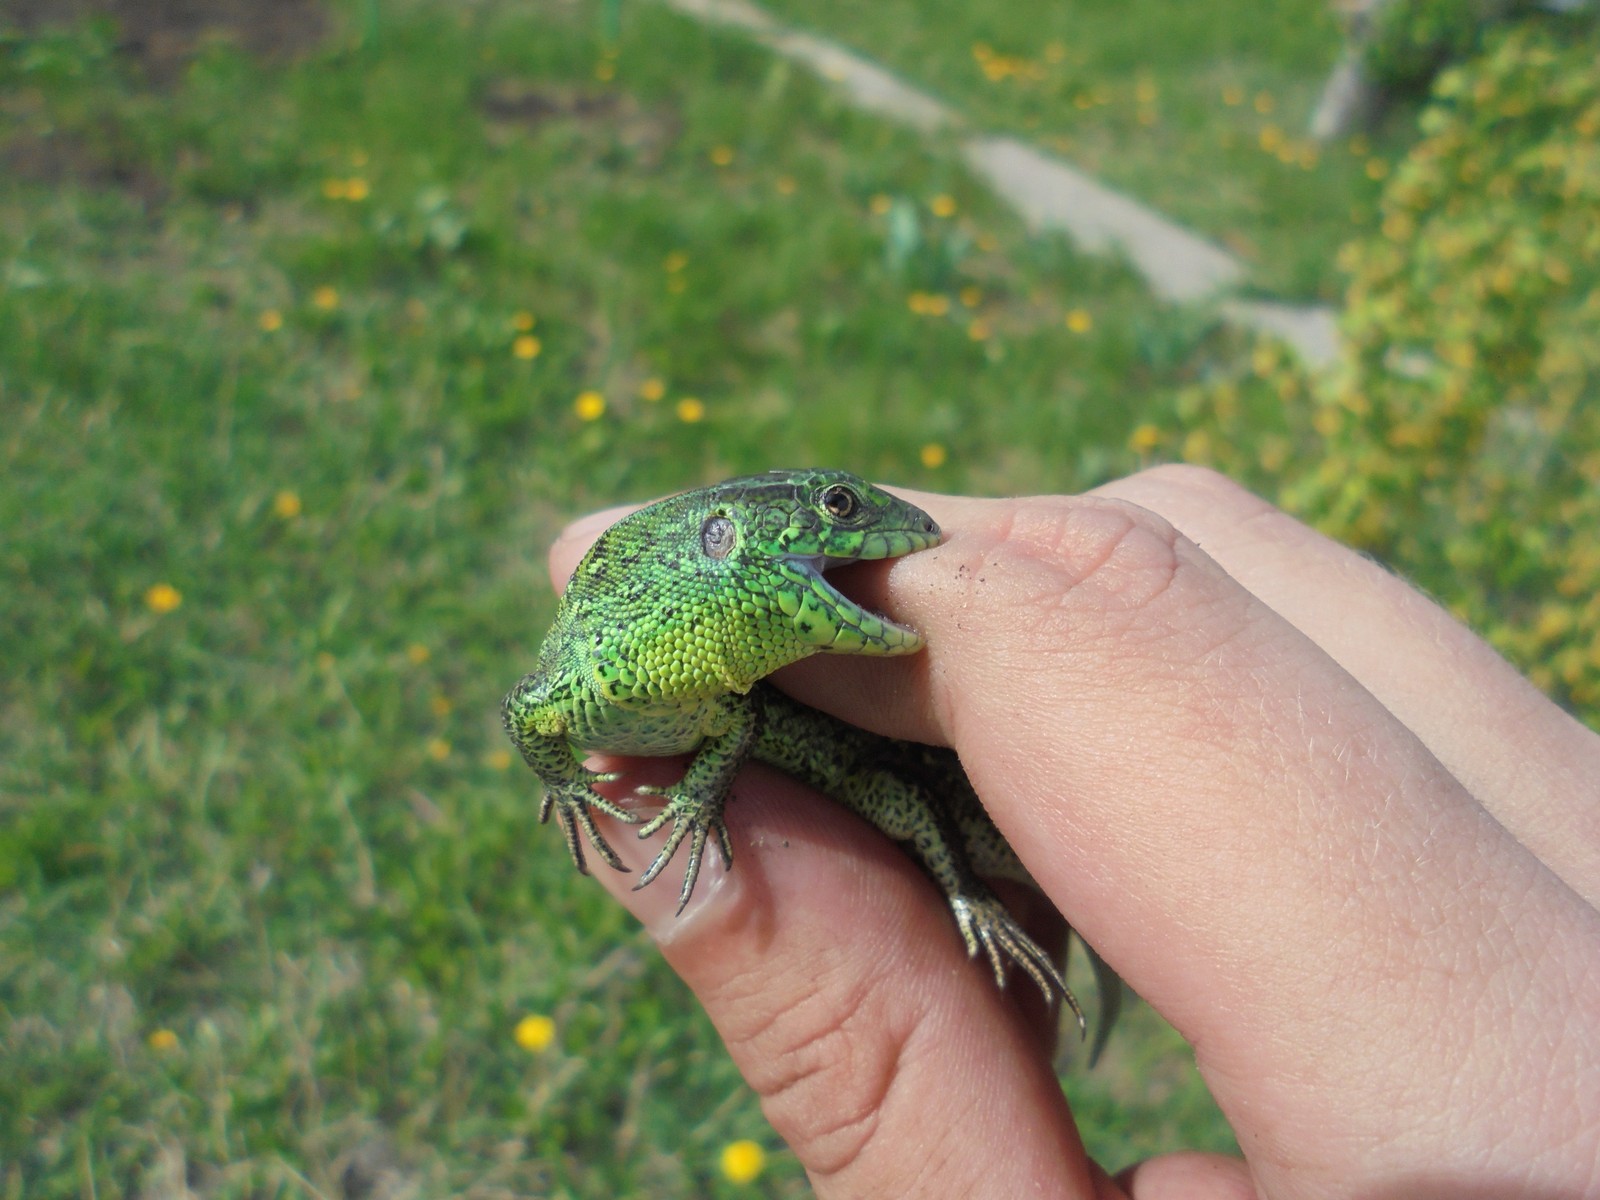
[660,0,1340,366]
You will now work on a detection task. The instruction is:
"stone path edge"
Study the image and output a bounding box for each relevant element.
[658,0,1341,366]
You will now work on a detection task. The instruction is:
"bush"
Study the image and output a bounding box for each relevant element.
[1171,20,1600,714]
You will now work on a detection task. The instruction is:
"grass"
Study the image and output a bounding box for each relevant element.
[759,0,1418,300]
[0,0,1356,1194]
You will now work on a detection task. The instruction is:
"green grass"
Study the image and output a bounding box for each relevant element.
[760,0,1418,300]
[1,0,1289,1193]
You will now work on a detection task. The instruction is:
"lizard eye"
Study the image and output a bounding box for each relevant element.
[819,484,860,521]
[701,515,737,560]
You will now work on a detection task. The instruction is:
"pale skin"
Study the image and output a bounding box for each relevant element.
[545,464,1600,1200]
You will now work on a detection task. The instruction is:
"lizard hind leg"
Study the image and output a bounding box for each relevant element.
[950,890,1086,1034]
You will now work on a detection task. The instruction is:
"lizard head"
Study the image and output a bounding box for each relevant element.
[697,468,942,655]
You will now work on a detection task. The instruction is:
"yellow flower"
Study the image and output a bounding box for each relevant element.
[959,286,982,308]
[1221,83,1244,106]
[919,442,947,468]
[344,177,370,201]
[513,335,542,360]
[259,309,284,332]
[869,193,893,216]
[1064,308,1093,334]
[709,145,735,167]
[1253,91,1275,114]
[321,178,348,200]
[1259,125,1284,153]
[484,748,513,771]
[966,318,992,341]
[406,643,431,664]
[312,286,339,310]
[719,1140,767,1184]
[426,738,451,761]
[664,251,689,273]
[1128,423,1161,452]
[514,1014,556,1052]
[1135,77,1158,104]
[575,391,606,421]
[1365,157,1390,181]
[429,694,452,717]
[676,397,706,423]
[145,583,182,614]
[147,1029,179,1051]
[512,311,536,331]
[594,60,616,81]
[273,490,302,519]
[775,175,797,196]
[639,378,666,402]
[929,194,957,218]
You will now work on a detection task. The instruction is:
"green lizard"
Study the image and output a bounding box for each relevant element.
[504,468,1116,1046]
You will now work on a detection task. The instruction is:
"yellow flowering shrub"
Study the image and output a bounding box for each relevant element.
[1178,22,1600,714]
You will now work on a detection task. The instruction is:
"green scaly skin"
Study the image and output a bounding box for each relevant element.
[504,469,1115,1045]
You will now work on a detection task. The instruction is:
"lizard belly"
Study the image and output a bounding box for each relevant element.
[565,695,715,757]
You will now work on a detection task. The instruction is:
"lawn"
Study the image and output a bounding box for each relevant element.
[761,0,1413,300]
[4,0,1373,1193]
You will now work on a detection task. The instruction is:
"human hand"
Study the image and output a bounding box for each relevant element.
[546,465,1600,1199]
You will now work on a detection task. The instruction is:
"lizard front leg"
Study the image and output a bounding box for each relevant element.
[633,691,761,913]
[503,679,639,874]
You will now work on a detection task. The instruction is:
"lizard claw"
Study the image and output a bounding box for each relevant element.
[949,894,1086,1037]
[633,786,734,914]
[538,770,640,876]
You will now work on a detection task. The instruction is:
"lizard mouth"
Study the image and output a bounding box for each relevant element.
[784,528,940,654]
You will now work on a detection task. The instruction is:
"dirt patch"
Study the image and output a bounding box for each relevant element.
[7,0,329,84]
[479,79,682,168]
[2,128,167,205]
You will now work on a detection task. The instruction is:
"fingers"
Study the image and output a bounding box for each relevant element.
[1094,464,1600,907]
[582,758,1100,1199]
[774,482,1600,1194]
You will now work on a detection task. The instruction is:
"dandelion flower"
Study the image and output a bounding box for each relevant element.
[514,1014,556,1052]
[259,310,284,333]
[919,443,947,468]
[1128,423,1162,452]
[312,286,339,310]
[273,490,302,519]
[406,643,431,665]
[639,378,666,402]
[720,1140,766,1184]
[147,1029,179,1051]
[575,391,606,421]
[513,335,542,360]
[709,145,735,167]
[1064,308,1093,334]
[930,194,958,218]
[145,583,182,614]
[676,397,705,423]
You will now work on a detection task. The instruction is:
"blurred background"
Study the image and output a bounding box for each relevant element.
[3,0,1596,1193]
